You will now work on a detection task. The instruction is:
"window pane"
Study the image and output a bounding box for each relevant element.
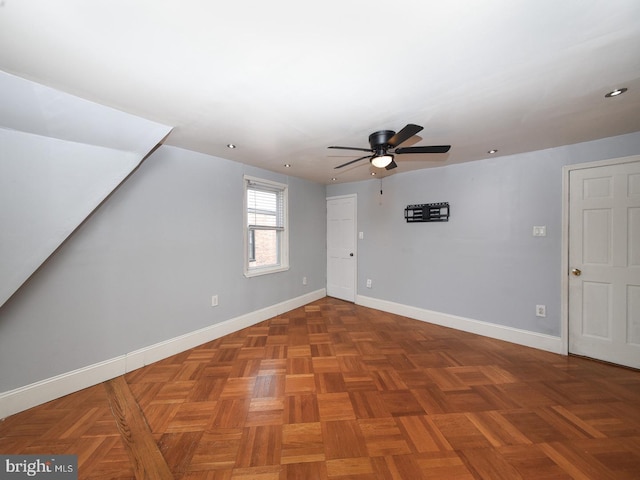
[247,188,283,228]
[249,229,280,268]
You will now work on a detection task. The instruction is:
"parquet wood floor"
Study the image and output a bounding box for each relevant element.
[2,297,640,479]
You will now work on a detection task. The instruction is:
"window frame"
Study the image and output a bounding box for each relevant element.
[243,175,289,277]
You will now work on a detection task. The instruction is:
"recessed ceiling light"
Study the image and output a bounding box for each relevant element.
[488,149,498,154]
[331,177,337,181]
[605,88,627,98]
[371,172,376,176]
[226,143,237,149]
[284,164,291,168]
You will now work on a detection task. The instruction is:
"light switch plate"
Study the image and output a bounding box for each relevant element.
[533,226,546,237]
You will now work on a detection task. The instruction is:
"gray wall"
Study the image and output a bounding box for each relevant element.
[327,132,640,337]
[0,145,327,392]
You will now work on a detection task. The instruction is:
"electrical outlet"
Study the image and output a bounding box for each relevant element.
[302,276,307,285]
[211,295,219,307]
[536,304,546,317]
[366,279,372,288]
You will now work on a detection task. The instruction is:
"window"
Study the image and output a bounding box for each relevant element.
[243,175,289,277]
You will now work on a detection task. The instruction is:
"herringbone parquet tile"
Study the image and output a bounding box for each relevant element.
[1,297,640,479]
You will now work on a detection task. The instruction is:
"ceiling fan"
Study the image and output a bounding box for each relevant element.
[329,124,450,170]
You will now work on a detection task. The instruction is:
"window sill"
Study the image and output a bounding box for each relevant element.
[244,265,290,278]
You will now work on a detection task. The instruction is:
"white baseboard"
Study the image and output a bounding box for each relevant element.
[0,356,127,422]
[356,295,564,354]
[0,289,326,419]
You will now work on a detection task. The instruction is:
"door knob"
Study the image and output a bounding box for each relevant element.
[571,268,582,276]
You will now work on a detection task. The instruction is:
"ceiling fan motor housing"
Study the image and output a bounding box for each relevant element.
[368,130,395,148]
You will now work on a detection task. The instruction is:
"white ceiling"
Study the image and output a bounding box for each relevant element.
[1,0,639,184]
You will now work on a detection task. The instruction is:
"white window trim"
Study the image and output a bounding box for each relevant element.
[243,175,289,277]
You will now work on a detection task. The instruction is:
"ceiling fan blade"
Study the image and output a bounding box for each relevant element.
[386,124,423,148]
[334,155,372,169]
[328,146,373,153]
[385,159,398,170]
[395,145,451,154]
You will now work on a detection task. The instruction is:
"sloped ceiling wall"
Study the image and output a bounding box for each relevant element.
[0,71,172,307]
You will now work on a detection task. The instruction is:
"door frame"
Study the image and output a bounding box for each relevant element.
[561,154,640,356]
[326,194,357,302]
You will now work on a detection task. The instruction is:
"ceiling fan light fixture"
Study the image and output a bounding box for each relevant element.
[371,154,394,168]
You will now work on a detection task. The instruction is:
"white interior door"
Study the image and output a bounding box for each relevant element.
[327,195,356,302]
[568,159,640,368]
